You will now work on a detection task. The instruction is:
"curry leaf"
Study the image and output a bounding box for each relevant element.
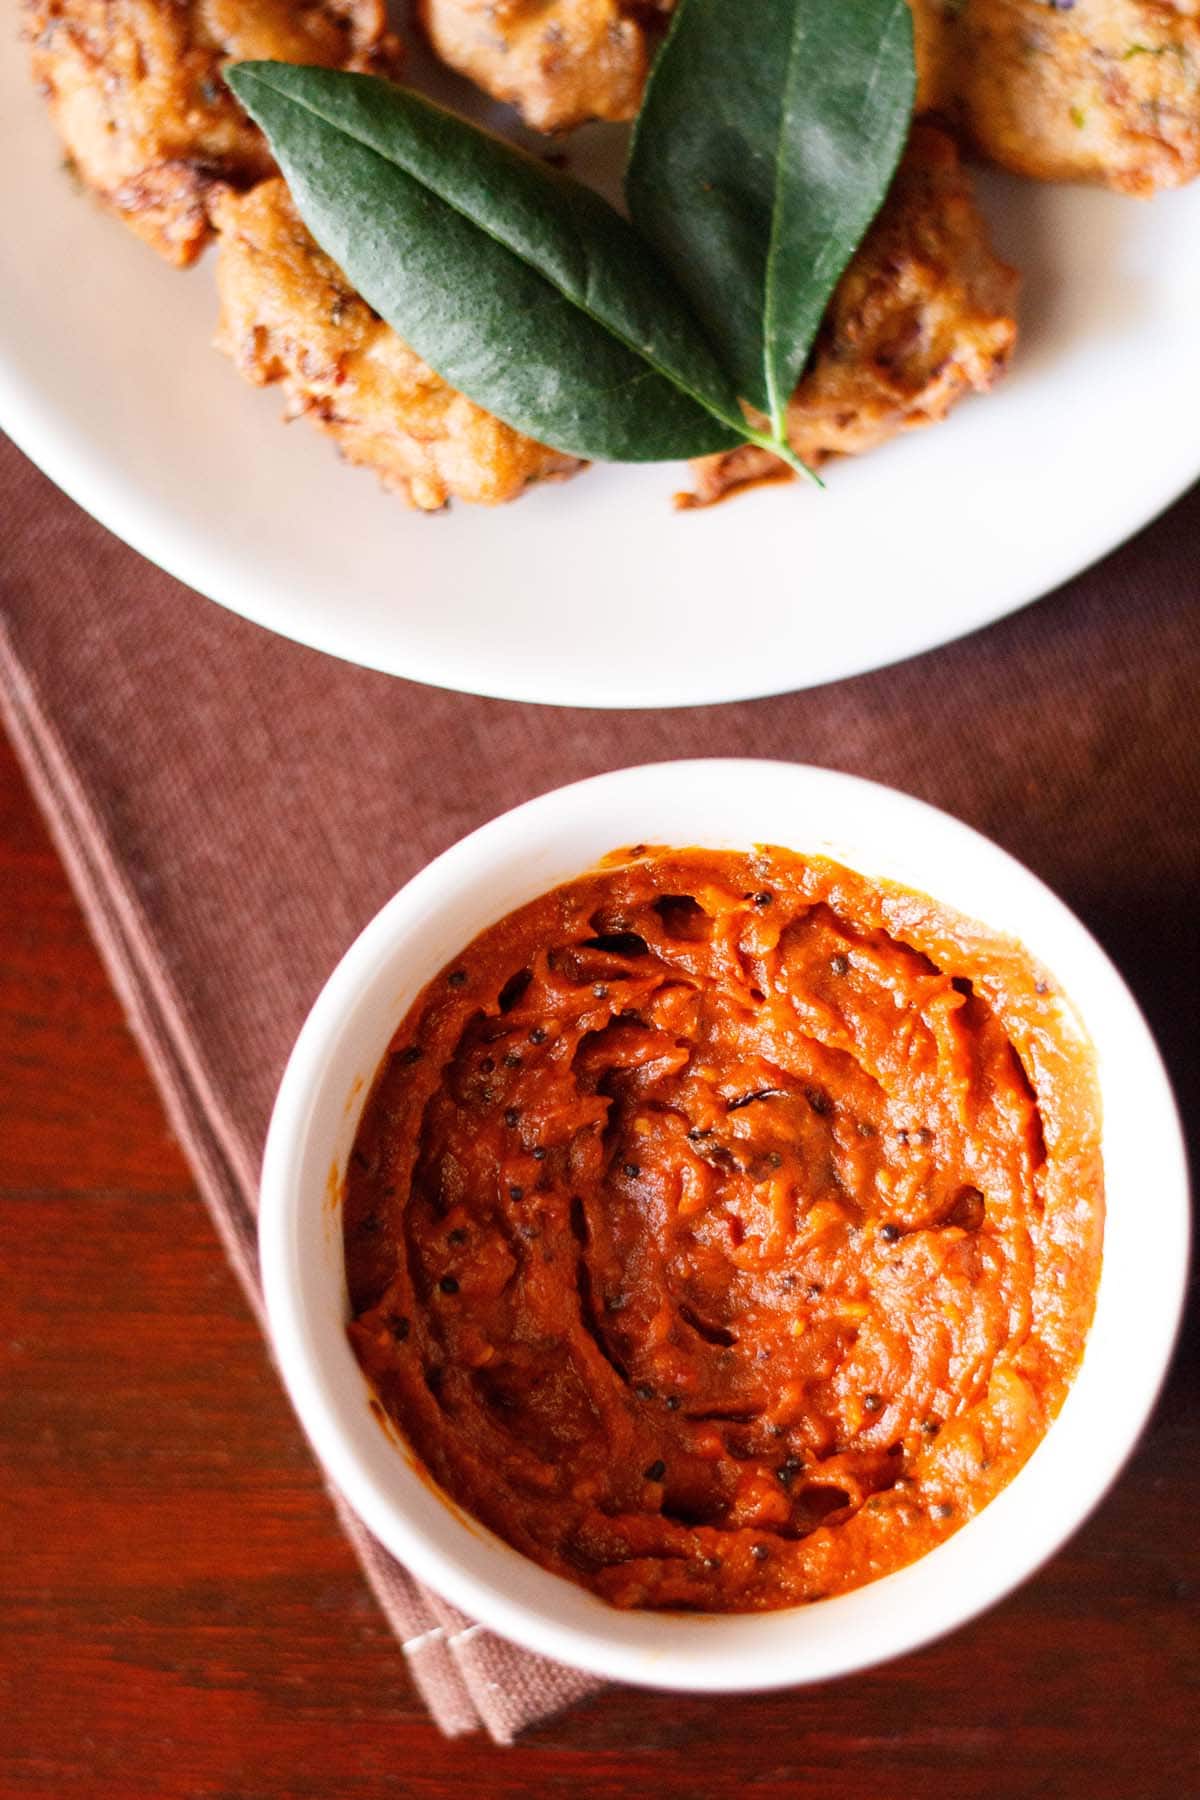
[626,0,916,440]
[225,63,763,464]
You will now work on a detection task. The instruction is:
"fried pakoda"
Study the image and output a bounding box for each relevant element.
[416,0,943,131]
[420,0,1199,195]
[417,0,667,132]
[922,0,1200,196]
[23,0,401,264]
[211,180,584,509]
[688,125,1018,505]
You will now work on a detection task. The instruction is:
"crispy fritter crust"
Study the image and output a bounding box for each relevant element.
[421,0,1199,195]
[24,0,402,264]
[417,0,946,134]
[210,180,585,509]
[919,0,1200,197]
[417,0,670,133]
[688,125,1018,506]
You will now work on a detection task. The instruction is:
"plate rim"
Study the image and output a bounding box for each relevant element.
[4,350,1195,711]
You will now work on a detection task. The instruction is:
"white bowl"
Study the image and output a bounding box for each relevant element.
[260,760,1188,1691]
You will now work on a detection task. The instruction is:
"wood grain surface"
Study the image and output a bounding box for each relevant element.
[1,722,1196,1800]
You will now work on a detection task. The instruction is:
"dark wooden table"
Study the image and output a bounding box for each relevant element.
[1,721,1195,1800]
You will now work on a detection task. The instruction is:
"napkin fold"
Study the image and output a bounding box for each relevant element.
[0,619,602,1743]
[1,432,1195,1740]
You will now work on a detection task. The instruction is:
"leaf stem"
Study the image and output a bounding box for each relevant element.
[744,429,824,489]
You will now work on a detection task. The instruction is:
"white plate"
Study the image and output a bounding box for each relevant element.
[1,36,1198,709]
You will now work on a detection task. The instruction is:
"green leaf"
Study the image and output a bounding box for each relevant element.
[225,63,753,464]
[626,0,916,441]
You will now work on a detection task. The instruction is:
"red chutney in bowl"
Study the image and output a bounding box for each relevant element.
[343,847,1104,1613]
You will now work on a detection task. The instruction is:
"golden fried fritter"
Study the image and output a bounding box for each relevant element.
[419,0,941,134]
[417,0,668,132]
[409,0,969,138]
[24,0,401,265]
[421,0,1199,195]
[688,124,1017,505]
[919,0,1200,196]
[211,180,585,509]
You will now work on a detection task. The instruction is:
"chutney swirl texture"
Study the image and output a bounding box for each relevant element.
[345,848,1103,1611]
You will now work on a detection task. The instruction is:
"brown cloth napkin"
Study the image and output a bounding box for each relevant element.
[1,430,1197,1742]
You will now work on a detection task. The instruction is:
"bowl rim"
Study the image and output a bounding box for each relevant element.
[259,758,1190,1691]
